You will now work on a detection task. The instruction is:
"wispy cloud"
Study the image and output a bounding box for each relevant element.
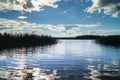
[85,0,120,18]
[58,23,101,30]
[17,16,28,19]
[0,0,60,12]
[87,30,120,35]
[0,18,101,36]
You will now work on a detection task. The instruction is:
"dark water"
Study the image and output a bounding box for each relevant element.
[0,40,120,80]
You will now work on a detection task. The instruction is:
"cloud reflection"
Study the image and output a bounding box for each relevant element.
[0,47,61,80]
[87,60,120,80]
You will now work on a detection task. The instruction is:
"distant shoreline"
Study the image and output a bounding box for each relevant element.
[0,34,120,50]
[54,35,102,40]
[55,35,120,46]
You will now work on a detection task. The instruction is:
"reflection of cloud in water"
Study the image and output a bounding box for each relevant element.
[0,40,120,80]
[0,47,60,80]
[0,68,60,80]
[87,60,120,80]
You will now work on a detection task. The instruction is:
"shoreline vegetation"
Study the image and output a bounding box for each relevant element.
[0,33,120,50]
[76,35,120,46]
[95,35,120,46]
[0,33,57,50]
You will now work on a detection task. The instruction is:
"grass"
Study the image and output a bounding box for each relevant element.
[0,33,57,50]
[95,35,120,46]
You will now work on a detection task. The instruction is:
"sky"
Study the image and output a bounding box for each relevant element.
[0,0,120,37]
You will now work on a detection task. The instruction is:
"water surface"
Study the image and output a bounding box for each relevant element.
[0,40,120,80]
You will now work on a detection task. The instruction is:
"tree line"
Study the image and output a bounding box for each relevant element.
[0,33,57,50]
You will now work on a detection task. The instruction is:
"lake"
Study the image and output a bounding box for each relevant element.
[0,40,120,80]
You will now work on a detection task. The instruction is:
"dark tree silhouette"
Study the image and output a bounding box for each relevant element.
[96,35,120,46]
[0,33,57,50]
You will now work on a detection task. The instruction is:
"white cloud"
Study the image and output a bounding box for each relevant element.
[1,18,119,36]
[17,16,28,19]
[87,30,120,35]
[59,23,101,31]
[86,0,120,18]
[0,0,60,12]
[0,18,101,36]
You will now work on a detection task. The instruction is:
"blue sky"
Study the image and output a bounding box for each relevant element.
[0,0,120,37]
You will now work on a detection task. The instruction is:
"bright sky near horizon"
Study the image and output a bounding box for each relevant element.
[0,0,120,37]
